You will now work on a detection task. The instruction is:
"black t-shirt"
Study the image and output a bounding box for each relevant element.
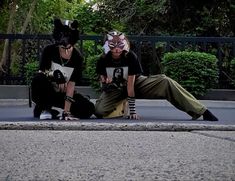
[96,50,143,76]
[40,44,83,84]
[96,50,143,88]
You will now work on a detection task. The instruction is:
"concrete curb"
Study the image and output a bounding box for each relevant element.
[0,122,235,131]
[0,99,30,106]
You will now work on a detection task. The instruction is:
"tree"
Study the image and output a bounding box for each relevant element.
[0,0,17,73]
[0,0,39,74]
[96,0,235,36]
[0,0,80,74]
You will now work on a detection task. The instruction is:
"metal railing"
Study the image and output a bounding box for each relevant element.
[0,33,234,88]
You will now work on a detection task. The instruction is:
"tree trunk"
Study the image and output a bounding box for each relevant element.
[20,0,37,34]
[0,0,38,74]
[0,0,17,73]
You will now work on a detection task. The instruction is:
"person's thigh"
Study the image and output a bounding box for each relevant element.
[95,89,126,117]
[135,75,168,99]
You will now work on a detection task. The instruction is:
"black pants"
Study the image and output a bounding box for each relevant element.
[31,73,95,118]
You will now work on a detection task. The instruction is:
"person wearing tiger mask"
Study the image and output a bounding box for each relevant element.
[95,30,218,121]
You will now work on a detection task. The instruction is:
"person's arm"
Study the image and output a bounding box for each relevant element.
[61,80,79,120]
[127,75,135,97]
[127,75,140,119]
[61,49,82,120]
[64,81,75,112]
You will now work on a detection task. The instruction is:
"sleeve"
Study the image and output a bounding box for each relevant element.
[69,51,83,85]
[96,55,107,76]
[39,45,52,71]
[127,51,143,75]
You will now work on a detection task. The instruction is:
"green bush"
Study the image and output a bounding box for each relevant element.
[162,51,219,97]
[85,54,102,92]
[24,61,39,85]
[230,58,235,86]
[81,41,103,86]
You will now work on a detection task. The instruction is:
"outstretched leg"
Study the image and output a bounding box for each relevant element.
[135,75,218,121]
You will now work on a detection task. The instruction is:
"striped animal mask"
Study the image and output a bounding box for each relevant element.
[103,31,129,54]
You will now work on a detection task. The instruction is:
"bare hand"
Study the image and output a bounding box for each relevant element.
[128,113,140,120]
[58,83,67,92]
[105,77,112,83]
[60,111,79,121]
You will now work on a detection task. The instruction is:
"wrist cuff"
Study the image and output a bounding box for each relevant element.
[65,95,75,103]
[127,96,136,115]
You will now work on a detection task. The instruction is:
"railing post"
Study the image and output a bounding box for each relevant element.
[6,39,12,76]
[21,39,26,84]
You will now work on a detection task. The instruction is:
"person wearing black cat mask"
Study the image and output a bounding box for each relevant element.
[31,18,95,120]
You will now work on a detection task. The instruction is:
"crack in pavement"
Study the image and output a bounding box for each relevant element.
[190,131,235,143]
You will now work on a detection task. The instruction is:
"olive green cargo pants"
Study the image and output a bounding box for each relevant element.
[95,74,206,119]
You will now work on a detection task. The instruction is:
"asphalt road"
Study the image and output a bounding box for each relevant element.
[0,130,234,181]
[0,102,235,126]
[0,100,234,180]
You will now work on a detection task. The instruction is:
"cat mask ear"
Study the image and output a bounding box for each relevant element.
[60,19,79,29]
[71,20,79,30]
[54,18,63,29]
[52,18,80,46]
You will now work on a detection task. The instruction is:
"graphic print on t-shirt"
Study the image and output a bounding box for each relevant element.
[51,62,74,82]
[106,66,128,87]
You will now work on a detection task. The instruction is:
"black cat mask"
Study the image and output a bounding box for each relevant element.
[52,18,79,46]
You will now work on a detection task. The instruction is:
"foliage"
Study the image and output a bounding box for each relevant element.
[81,40,103,90]
[230,58,235,86]
[85,54,102,92]
[72,2,113,34]
[0,0,234,89]
[24,60,39,85]
[31,0,84,33]
[97,0,234,36]
[162,51,219,97]
[0,2,9,32]
[10,51,21,76]
[0,0,234,36]
[0,0,112,34]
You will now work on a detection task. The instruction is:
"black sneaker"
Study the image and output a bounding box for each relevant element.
[203,110,218,121]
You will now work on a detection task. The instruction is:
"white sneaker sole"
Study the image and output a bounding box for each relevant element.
[40,114,52,120]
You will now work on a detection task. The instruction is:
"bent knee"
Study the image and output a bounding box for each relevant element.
[160,74,175,85]
[95,104,106,117]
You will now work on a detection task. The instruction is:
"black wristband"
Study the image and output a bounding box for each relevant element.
[65,95,75,103]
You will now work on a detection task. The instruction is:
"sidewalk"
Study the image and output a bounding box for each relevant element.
[0,99,235,131]
[1,98,235,108]
[1,130,234,180]
[1,96,234,181]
